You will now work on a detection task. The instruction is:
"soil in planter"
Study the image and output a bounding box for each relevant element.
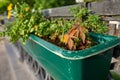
[42,36,98,51]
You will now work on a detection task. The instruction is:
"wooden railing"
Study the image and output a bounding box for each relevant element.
[42,0,120,21]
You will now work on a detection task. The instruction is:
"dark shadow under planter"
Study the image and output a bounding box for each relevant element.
[113,45,120,58]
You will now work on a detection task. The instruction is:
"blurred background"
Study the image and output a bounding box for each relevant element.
[0,0,75,14]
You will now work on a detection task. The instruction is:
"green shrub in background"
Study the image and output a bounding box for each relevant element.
[10,0,75,9]
[0,0,75,14]
[12,0,75,8]
[33,0,75,9]
[0,0,10,14]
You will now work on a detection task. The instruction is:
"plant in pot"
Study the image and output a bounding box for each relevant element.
[1,2,120,80]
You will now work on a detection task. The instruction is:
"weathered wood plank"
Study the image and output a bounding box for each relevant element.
[42,0,120,21]
[103,17,120,21]
[42,0,120,17]
[42,4,79,17]
[89,0,120,15]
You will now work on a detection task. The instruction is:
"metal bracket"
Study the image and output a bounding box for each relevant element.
[109,21,120,37]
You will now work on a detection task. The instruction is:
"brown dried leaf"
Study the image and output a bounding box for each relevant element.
[70,35,77,39]
[86,40,91,44]
[68,24,80,38]
[79,45,86,50]
[68,38,74,50]
[68,24,77,34]
[74,29,79,37]
[69,29,77,36]
[79,27,86,43]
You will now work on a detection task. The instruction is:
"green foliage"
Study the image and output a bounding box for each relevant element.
[2,3,42,42]
[33,0,75,9]
[0,2,108,50]
[71,6,108,33]
[0,2,73,43]
[0,0,75,14]
[9,0,75,9]
[84,0,101,2]
[110,70,120,80]
[0,0,10,13]
[82,14,108,33]
[71,7,90,22]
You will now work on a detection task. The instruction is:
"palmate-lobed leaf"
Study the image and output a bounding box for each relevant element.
[64,28,77,49]
[63,23,88,50]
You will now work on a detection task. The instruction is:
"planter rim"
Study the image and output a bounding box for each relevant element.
[29,33,120,60]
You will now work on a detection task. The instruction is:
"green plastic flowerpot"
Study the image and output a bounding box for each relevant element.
[22,33,120,80]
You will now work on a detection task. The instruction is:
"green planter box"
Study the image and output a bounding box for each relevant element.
[22,33,120,80]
